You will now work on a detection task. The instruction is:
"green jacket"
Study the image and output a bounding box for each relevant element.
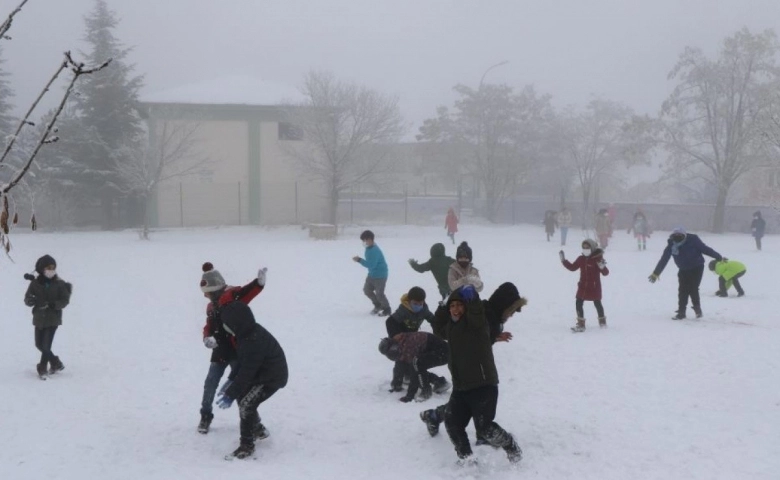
[24,276,72,328]
[712,260,746,289]
[409,243,455,297]
[431,289,498,391]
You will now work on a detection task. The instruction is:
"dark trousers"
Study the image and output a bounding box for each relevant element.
[238,384,278,445]
[678,265,705,313]
[755,237,762,251]
[34,326,58,365]
[719,271,746,295]
[201,360,237,415]
[576,298,604,318]
[363,277,390,310]
[386,318,416,388]
[407,337,448,397]
[443,385,516,458]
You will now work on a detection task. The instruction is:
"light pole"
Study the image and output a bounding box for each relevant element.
[479,60,509,90]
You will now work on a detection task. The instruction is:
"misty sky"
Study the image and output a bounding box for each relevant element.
[3,0,780,134]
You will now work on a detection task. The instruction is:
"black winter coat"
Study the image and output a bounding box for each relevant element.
[222,302,288,400]
[24,275,72,328]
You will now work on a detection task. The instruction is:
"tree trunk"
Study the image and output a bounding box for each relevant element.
[328,187,339,226]
[581,185,591,230]
[140,196,150,240]
[712,185,729,233]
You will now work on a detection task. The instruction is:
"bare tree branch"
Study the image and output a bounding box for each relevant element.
[0,0,29,41]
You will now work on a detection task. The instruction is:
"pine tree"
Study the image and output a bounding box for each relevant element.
[69,0,144,229]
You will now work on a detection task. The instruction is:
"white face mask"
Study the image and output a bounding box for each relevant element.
[44,269,56,279]
[582,249,591,257]
[362,241,369,248]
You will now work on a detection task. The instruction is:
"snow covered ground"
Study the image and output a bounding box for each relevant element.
[1,224,778,480]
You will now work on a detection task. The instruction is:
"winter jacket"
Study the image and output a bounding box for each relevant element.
[24,275,72,328]
[203,279,264,363]
[594,213,612,236]
[558,210,572,228]
[751,214,766,239]
[653,233,722,274]
[409,243,455,297]
[543,211,558,233]
[711,260,746,287]
[391,331,447,364]
[431,288,498,392]
[359,244,388,279]
[484,282,527,343]
[445,209,459,234]
[388,293,435,331]
[628,214,651,237]
[448,262,483,292]
[562,245,609,301]
[223,302,288,400]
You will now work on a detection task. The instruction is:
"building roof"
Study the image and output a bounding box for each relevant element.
[141,75,303,106]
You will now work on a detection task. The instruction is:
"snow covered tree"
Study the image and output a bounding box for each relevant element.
[68,0,144,229]
[661,28,780,233]
[418,84,554,222]
[283,70,405,225]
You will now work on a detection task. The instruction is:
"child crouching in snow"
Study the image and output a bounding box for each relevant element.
[560,239,609,332]
[378,332,450,402]
[385,286,436,393]
[708,259,746,297]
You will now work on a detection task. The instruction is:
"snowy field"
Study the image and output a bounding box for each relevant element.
[1,223,778,480]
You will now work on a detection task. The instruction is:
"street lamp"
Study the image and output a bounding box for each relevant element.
[479,60,509,90]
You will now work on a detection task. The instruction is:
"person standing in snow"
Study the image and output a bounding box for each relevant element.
[557,206,572,246]
[448,242,483,293]
[23,254,72,379]
[594,208,612,249]
[559,239,609,332]
[418,286,523,465]
[445,208,459,245]
[197,262,266,434]
[378,331,450,403]
[408,243,455,301]
[627,209,651,251]
[708,259,747,297]
[751,211,766,251]
[353,230,391,316]
[648,227,722,320]
[216,301,288,460]
[543,210,558,242]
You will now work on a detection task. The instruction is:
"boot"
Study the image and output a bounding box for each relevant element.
[370,306,381,315]
[433,377,451,394]
[253,422,270,440]
[419,409,441,437]
[49,356,64,374]
[197,412,214,434]
[715,290,727,297]
[378,307,391,317]
[672,310,686,320]
[598,316,607,328]
[36,362,48,378]
[504,437,523,464]
[571,317,586,332]
[416,385,433,402]
[226,442,255,460]
[693,306,703,318]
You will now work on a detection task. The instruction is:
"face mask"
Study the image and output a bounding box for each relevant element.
[458,260,470,268]
[44,270,56,279]
[671,234,685,243]
[362,241,369,248]
[581,249,591,257]
[411,303,424,313]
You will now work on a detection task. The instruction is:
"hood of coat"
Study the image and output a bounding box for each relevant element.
[754,211,762,219]
[35,254,57,275]
[488,282,527,321]
[430,243,446,258]
[220,301,257,339]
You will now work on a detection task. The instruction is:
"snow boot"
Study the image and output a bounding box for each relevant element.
[456,455,478,467]
[737,291,745,297]
[672,311,686,320]
[419,409,441,437]
[571,317,586,332]
[378,307,391,317]
[693,306,703,318]
[370,306,381,315]
[49,356,64,374]
[715,290,727,297]
[433,377,451,394]
[505,438,523,464]
[416,385,433,402]
[598,316,607,328]
[197,413,214,434]
[226,442,255,460]
[253,422,270,440]
[36,362,48,379]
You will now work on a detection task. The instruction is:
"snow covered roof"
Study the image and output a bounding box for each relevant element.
[141,75,303,106]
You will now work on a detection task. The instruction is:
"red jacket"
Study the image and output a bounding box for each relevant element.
[562,252,609,301]
[392,332,431,364]
[445,209,459,234]
[202,280,264,362]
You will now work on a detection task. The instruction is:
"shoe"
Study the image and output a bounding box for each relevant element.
[49,356,64,374]
[253,422,269,440]
[672,311,686,320]
[197,413,214,434]
[715,291,727,297]
[571,317,586,332]
[36,362,47,378]
[370,307,381,315]
[598,316,607,328]
[693,307,703,318]
[419,409,440,437]
[505,438,523,464]
[737,292,745,297]
[456,455,478,467]
[433,378,451,394]
[378,308,391,317]
[475,436,489,446]
[388,382,403,393]
[416,386,432,402]
[226,442,255,460]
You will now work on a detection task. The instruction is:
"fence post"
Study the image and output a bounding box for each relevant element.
[404,184,408,224]
[179,182,184,227]
[295,182,299,224]
[350,187,354,224]
[238,181,242,225]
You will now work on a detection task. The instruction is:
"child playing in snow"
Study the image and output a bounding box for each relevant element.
[353,230,391,316]
[378,332,450,402]
[543,210,558,242]
[24,254,72,379]
[445,208,459,244]
[198,262,267,434]
[708,259,747,297]
[385,286,436,393]
[408,243,455,301]
[627,209,652,251]
[559,239,609,332]
[448,241,483,293]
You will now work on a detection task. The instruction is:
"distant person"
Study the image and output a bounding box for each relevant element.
[353,230,391,316]
[557,206,572,246]
[594,208,612,249]
[606,203,617,234]
[709,259,747,297]
[627,209,652,251]
[445,208,459,245]
[751,211,766,251]
[543,210,558,242]
[408,243,455,301]
[648,227,722,320]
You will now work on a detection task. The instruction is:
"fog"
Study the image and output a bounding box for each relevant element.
[4,0,779,129]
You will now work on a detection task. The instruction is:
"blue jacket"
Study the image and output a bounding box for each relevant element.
[653,233,721,274]
[359,244,388,278]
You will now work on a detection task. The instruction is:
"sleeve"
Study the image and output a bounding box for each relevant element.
[653,244,673,275]
[562,257,580,271]
[203,305,215,339]
[358,248,377,270]
[696,237,722,261]
[423,308,436,327]
[431,303,449,339]
[53,281,72,310]
[235,279,263,304]
[600,264,610,276]
[24,282,36,306]
[464,295,487,331]
[409,259,431,273]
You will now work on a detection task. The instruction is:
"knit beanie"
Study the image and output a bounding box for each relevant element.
[35,254,56,275]
[200,262,226,293]
[456,241,472,261]
[408,286,426,302]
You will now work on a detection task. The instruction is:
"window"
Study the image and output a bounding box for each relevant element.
[278,122,303,141]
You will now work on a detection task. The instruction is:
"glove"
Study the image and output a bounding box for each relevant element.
[216,395,234,409]
[257,267,267,286]
[408,258,415,265]
[24,295,36,307]
[218,380,233,397]
[203,336,218,349]
[460,285,477,302]
[399,395,414,403]
[597,259,607,270]
[558,250,565,262]
[648,273,659,283]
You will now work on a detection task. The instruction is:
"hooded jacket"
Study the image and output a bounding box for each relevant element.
[751,212,766,238]
[388,293,435,331]
[222,302,288,399]
[711,259,747,285]
[409,243,455,297]
[445,209,459,234]
[431,288,498,391]
[484,282,527,343]
[653,233,721,274]
[562,239,609,301]
[24,255,72,328]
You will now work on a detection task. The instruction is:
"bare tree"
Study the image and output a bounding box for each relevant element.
[0,0,110,254]
[661,28,779,233]
[115,118,209,239]
[283,70,405,225]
